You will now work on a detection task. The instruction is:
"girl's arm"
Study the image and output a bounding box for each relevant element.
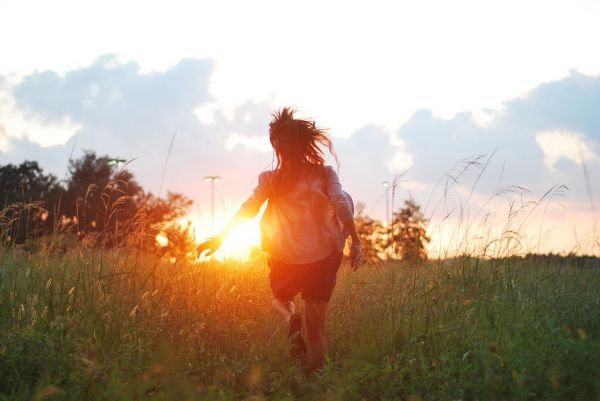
[324,166,362,269]
[197,171,271,256]
[196,212,247,256]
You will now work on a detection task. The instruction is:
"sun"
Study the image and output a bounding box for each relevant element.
[179,214,262,261]
[215,219,262,260]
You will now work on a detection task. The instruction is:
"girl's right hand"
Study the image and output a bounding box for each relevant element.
[196,236,224,257]
[350,241,362,271]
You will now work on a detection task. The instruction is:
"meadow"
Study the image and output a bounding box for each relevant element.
[1,239,599,401]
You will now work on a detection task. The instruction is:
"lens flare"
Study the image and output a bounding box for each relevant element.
[182,215,262,262]
[155,232,169,247]
[216,220,261,261]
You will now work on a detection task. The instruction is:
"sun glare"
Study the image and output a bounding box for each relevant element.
[180,215,262,262]
[215,220,262,261]
[155,232,169,248]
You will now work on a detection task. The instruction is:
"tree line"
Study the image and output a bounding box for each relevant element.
[354,199,430,263]
[0,152,193,257]
[1,154,430,262]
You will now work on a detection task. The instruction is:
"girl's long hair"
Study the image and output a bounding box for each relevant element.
[269,107,337,195]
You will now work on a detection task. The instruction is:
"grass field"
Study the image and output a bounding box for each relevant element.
[1,242,599,401]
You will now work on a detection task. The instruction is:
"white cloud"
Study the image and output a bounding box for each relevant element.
[386,133,414,174]
[193,104,219,125]
[535,129,597,169]
[3,0,600,137]
[386,147,414,175]
[194,103,237,125]
[471,107,503,128]
[0,88,81,152]
[0,135,11,153]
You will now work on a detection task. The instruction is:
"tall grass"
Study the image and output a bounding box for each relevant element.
[1,154,599,400]
[422,153,595,258]
[1,243,599,400]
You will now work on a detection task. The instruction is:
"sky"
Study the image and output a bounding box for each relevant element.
[1,0,599,256]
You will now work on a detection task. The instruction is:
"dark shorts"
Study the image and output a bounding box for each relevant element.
[268,251,343,303]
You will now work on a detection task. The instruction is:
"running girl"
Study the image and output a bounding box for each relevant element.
[197,107,362,372]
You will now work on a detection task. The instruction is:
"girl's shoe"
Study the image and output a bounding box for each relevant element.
[288,313,306,359]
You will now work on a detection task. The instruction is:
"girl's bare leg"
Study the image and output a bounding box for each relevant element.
[272,298,295,322]
[304,301,328,372]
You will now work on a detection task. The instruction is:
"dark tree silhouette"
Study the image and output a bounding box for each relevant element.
[133,192,195,254]
[138,192,193,225]
[0,161,64,243]
[390,199,430,262]
[0,161,63,205]
[63,151,143,244]
[1,154,196,252]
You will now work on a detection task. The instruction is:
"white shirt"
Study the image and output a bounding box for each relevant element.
[239,165,354,264]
